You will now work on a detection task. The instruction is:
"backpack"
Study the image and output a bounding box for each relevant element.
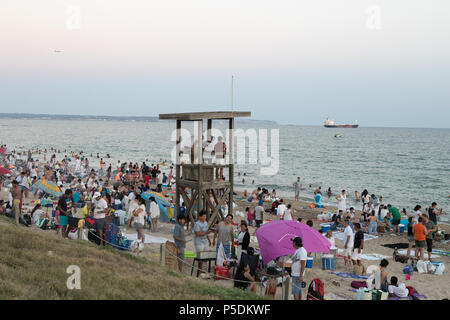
[105,222,130,250]
[351,280,367,289]
[406,286,420,300]
[307,278,324,300]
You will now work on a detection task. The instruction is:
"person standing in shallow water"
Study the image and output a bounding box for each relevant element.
[293,177,301,201]
[336,190,347,213]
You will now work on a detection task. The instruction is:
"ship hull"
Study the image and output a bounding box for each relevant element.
[324,124,358,128]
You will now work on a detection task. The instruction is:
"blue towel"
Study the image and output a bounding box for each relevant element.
[332,272,369,279]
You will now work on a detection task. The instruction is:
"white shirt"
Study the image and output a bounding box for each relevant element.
[327,236,336,249]
[133,204,146,225]
[283,209,293,220]
[343,226,354,248]
[277,204,287,216]
[92,197,108,219]
[388,283,409,298]
[380,209,389,220]
[337,194,346,211]
[291,247,308,277]
[150,201,160,218]
[127,199,139,220]
[411,210,421,223]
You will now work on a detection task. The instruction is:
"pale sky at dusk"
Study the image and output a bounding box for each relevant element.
[1,0,449,127]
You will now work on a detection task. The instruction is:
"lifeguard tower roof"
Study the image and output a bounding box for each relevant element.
[159,111,251,121]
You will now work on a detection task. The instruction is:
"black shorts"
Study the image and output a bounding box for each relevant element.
[392,219,400,226]
[94,218,105,232]
[426,238,433,253]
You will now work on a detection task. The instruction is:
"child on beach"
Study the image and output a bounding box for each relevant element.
[246,207,254,227]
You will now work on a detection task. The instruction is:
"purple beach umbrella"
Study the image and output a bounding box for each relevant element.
[255,220,331,264]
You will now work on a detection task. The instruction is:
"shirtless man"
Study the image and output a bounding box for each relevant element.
[214,136,226,179]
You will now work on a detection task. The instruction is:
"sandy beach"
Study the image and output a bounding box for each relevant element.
[3,184,449,300]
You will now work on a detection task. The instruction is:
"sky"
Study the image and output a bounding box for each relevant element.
[1,0,449,128]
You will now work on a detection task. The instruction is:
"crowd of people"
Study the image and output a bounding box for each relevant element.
[0,144,447,300]
[0,145,175,252]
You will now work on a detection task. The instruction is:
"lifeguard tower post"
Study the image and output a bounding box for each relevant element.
[159,111,251,228]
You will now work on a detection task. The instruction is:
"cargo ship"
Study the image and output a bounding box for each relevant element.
[324,118,358,128]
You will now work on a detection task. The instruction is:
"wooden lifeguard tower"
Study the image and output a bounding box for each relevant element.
[159,111,251,228]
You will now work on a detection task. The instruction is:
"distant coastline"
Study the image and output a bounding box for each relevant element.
[0,113,278,125]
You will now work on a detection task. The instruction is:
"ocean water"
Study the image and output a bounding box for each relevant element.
[0,119,449,219]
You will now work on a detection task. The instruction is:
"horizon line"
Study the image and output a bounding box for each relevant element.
[0,112,449,129]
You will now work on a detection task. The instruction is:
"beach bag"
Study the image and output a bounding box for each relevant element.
[307,278,324,300]
[353,264,366,276]
[351,281,367,289]
[105,222,129,250]
[416,260,426,274]
[430,262,445,275]
[403,265,414,275]
[406,286,420,300]
[393,249,409,263]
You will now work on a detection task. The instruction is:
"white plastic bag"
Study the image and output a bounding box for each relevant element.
[216,243,226,267]
[416,260,426,273]
[433,262,445,275]
[68,230,78,240]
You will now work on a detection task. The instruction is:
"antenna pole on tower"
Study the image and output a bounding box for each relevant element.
[231,75,235,112]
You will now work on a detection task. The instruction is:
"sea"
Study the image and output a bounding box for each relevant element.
[1,118,449,220]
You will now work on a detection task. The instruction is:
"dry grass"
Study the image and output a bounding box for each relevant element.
[0,216,263,300]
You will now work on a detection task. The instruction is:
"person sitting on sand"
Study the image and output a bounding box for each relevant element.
[314,191,323,208]
[374,259,390,292]
[330,210,344,231]
[387,276,409,298]
[233,262,256,293]
[325,230,336,250]
[381,215,391,233]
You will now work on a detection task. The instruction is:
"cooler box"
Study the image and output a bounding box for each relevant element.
[320,223,331,233]
[321,254,335,270]
[214,266,230,280]
[306,256,313,268]
[399,224,405,233]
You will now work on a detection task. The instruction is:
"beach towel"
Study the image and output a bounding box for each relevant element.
[359,253,390,261]
[397,249,439,259]
[331,272,369,280]
[383,243,409,249]
[122,233,168,244]
[333,232,377,242]
[336,249,389,261]
[349,289,427,300]
[431,249,450,257]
